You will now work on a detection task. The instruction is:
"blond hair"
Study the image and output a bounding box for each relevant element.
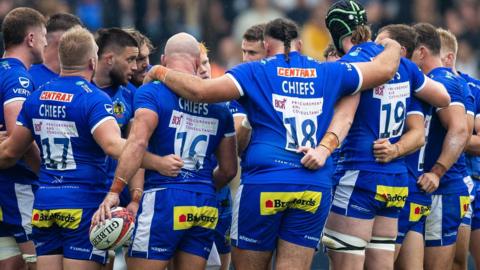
[351,25,372,45]
[437,28,458,55]
[199,42,209,55]
[59,26,96,69]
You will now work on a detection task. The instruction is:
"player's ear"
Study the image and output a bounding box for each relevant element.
[295,39,302,52]
[25,31,35,48]
[160,54,166,66]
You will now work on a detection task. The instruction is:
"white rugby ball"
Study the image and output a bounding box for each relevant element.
[89,207,135,250]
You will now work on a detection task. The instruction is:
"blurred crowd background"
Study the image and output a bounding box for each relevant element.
[0,0,479,77]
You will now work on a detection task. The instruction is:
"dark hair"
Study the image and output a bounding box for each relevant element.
[378,24,417,59]
[46,13,84,33]
[264,18,299,62]
[323,43,341,59]
[243,23,265,42]
[412,23,441,56]
[2,7,46,49]
[95,28,139,56]
[124,28,155,52]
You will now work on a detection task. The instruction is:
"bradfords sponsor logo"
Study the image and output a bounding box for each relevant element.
[31,209,82,229]
[40,91,74,102]
[90,220,120,247]
[277,67,317,78]
[173,206,218,231]
[460,196,471,218]
[409,202,431,222]
[374,185,408,208]
[260,191,322,215]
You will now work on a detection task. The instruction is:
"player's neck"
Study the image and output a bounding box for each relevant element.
[3,47,33,69]
[93,69,113,89]
[43,53,60,74]
[60,69,93,82]
[422,56,444,74]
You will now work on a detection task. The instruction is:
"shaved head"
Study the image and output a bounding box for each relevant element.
[162,32,200,74]
[164,32,200,58]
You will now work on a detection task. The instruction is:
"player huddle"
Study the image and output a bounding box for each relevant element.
[0,0,479,270]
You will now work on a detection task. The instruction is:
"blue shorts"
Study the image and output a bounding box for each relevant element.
[396,195,430,244]
[471,179,480,230]
[214,187,232,254]
[425,193,470,247]
[32,207,108,264]
[0,182,35,243]
[331,170,409,219]
[231,184,331,251]
[129,188,217,261]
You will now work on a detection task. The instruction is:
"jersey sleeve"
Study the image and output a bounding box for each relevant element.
[226,62,255,97]
[407,95,429,117]
[15,97,32,131]
[326,62,362,97]
[441,78,465,109]
[87,92,116,134]
[464,83,475,116]
[134,83,161,114]
[2,72,33,105]
[228,100,247,117]
[406,59,427,93]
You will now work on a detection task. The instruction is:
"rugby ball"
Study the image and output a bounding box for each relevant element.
[89,207,135,250]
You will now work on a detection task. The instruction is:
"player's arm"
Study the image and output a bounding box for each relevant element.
[327,94,360,143]
[465,115,480,155]
[0,125,34,168]
[5,101,41,172]
[418,105,468,193]
[213,135,238,189]
[414,78,450,108]
[353,38,402,91]
[92,118,126,159]
[374,114,425,163]
[234,115,251,155]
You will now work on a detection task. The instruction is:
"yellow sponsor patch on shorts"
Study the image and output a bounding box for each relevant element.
[31,209,82,229]
[409,202,430,222]
[173,206,218,231]
[260,191,322,215]
[460,196,471,218]
[374,185,408,208]
[0,207,3,222]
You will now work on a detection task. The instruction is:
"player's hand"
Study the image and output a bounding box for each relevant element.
[157,154,183,177]
[376,37,401,50]
[0,125,7,144]
[417,172,440,193]
[91,192,120,227]
[143,65,164,84]
[126,201,139,220]
[373,139,398,163]
[297,146,329,170]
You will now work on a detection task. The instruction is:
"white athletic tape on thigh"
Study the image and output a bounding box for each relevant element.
[22,254,37,263]
[0,237,21,260]
[321,228,367,255]
[366,236,396,251]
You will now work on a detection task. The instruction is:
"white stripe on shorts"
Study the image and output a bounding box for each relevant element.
[425,195,443,242]
[332,170,360,212]
[14,183,34,234]
[89,247,107,262]
[132,190,157,255]
[230,184,243,242]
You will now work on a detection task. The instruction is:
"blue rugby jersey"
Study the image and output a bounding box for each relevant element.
[336,42,426,174]
[16,76,115,208]
[134,81,235,194]
[29,64,58,89]
[226,51,361,187]
[424,67,471,194]
[0,58,37,184]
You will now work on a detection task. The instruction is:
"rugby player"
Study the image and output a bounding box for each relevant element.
[437,28,479,270]
[29,13,83,88]
[124,29,154,89]
[375,24,434,270]
[198,43,232,270]
[323,2,449,269]
[412,23,472,270]
[0,26,172,270]
[95,32,238,270]
[0,7,46,270]
[144,17,403,270]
